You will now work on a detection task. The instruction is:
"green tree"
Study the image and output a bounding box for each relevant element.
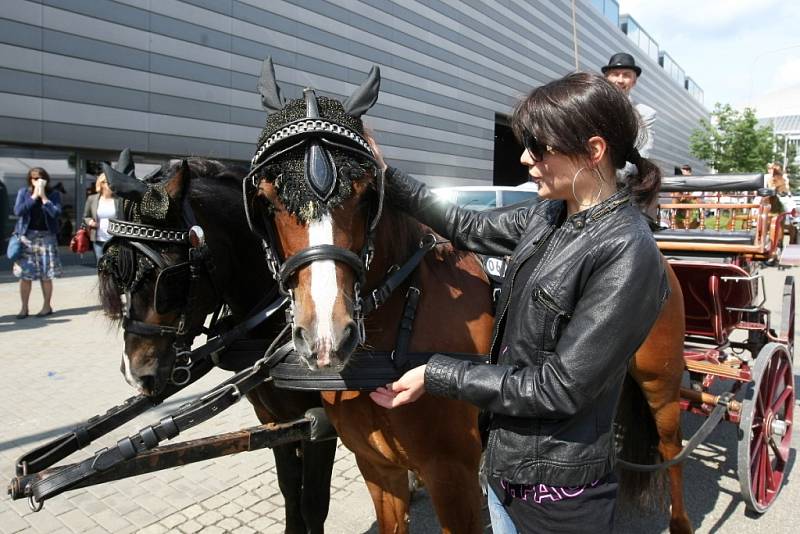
[690,103,775,173]
[774,135,799,191]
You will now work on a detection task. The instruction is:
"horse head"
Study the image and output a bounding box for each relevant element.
[98,153,220,395]
[247,57,382,370]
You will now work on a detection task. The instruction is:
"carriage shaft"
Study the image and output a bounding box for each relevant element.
[8,420,311,501]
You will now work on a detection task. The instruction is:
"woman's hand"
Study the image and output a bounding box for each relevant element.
[369,365,426,408]
[364,128,387,172]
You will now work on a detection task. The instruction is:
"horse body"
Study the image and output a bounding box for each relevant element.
[320,209,494,533]
[621,260,692,534]
[100,158,336,534]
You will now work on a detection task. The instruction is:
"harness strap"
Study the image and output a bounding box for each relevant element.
[392,285,421,369]
[271,351,486,391]
[616,392,734,472]
[279,244,365,292]
[13,296,287,479]
[363,234,438,315]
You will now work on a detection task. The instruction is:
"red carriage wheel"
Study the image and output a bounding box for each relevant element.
[779,276,795,360]
[737,342,794,513]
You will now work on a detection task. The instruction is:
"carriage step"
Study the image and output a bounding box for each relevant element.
[734,321,768,331]
[684,359,751,381]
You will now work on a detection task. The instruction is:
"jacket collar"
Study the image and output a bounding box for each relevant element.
[540,188,632,230]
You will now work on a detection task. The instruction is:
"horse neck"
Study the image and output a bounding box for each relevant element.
[366,206,426,288]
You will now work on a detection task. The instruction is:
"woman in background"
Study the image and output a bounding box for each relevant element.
[13,167,62,318]
[83,171,121,263]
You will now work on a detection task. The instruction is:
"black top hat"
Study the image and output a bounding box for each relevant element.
[601,53,642,77]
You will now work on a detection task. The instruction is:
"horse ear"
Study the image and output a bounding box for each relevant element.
[164,159,191,200]
[103,162,147,200]
[258,56,286,113]
[342,66,380,118]
[115,148,136,177]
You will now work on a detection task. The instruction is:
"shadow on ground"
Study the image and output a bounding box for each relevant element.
[0,304,102,333]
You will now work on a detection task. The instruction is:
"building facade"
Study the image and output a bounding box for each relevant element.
[1,0,708,241]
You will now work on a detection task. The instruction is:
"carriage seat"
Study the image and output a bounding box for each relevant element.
[669,261,756,344]
[655,229,755,245]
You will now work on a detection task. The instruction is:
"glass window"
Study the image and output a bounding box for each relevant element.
[501,191,538,207]
[590,0,603,13]
[456,191,497,211]
[604,0,619,26]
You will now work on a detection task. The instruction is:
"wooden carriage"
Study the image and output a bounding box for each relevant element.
[656,173,795,513]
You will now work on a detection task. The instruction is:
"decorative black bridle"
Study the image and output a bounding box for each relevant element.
[104,216,214,387]
[243,87,384,345]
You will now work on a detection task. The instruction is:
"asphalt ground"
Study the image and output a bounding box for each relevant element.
[0,263,798,533]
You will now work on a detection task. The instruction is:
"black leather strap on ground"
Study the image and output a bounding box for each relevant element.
[27,364,272,504]
[271,350,486,391]
[13,296,286,478]
[616,392,734,472]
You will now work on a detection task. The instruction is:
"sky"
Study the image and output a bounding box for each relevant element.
[617,0,800,117]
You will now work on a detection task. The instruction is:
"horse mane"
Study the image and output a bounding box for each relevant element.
[97,158,251,321]
[373,196,470,277]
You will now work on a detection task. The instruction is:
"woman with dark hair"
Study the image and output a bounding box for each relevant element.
[368,72,668,533]
[13,167,63,318]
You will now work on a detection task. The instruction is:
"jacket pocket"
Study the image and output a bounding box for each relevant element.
[534,285,572,341]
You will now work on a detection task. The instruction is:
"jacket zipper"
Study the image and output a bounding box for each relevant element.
[488,226,557,359]
[534,286,572,339]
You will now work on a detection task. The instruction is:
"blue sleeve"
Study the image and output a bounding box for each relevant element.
[42,191,62,219]
[14,188,35,216]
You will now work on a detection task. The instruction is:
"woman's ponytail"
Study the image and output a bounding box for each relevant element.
[627,147,661,210]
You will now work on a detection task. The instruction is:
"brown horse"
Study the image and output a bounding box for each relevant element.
[619,260,692,534]
[98,155,337,534]
[248,57,690,533]
[247,60,493,532]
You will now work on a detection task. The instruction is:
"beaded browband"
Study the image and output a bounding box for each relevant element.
[251,118,372,167]
[107,219,189,244]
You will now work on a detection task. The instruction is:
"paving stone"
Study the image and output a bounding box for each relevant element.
[217,502,243,517]
[197,510,224,526]
[200,494,229,511]
[220,485,247,500]
[230,526,256,534]
[201,527,225,534]
[56,509,98,532]
[181,504,205,520]
[177,519,203,533]
[247,516,277,532]
[160,512,187,530]
[234,493,260,510]
[90,509,134,533]
[136,525,168,534]
[0,510,29,534]
[235,509,258,524]
[122,508,157,528]
[217,517,241,531]
[23,508,64,534]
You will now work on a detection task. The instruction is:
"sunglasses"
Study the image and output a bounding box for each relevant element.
[521,131,552,162]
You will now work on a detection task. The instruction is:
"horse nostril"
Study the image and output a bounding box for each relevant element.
[139,375,156,395]
[338,321,360,355]
[292,326,313,356]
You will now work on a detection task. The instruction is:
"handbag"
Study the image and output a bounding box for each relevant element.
[6,234,22,261]
[70,225,91,254]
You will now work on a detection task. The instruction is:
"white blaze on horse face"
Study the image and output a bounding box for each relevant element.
[121,352,143,392]
[308,215,337,366]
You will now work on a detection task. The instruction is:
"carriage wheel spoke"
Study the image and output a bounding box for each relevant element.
[769,437,788,464]
[771,388,792,415]
[750,430,765,467]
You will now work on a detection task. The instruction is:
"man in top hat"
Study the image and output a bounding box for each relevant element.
[602,52,656,158]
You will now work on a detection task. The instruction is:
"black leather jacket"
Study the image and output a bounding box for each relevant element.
[385,167,669,487]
